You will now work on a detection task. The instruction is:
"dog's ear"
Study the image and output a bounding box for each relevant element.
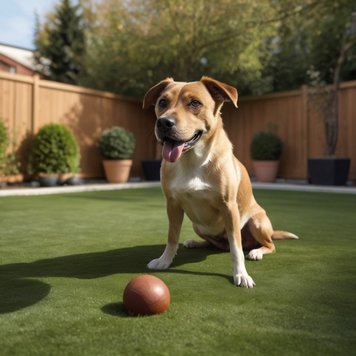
[143,78,174,109]
[200,76,238,108]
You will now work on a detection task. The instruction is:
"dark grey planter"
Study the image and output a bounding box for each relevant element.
[38,174,59,187]
[308,158,351,186]
[65,175,82,185]
[142,160,161,181]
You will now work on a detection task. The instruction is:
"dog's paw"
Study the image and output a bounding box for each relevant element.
[147,258,171,270]
[246,249,263,261]
[233,273,256,288]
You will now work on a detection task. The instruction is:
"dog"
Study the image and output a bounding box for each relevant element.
[143,76,298,288]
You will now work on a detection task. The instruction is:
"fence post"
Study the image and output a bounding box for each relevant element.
[31,75,40,134]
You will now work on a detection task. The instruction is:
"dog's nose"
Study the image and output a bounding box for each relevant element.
[156,117,175,130]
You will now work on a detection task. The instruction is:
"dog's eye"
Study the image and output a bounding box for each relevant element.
[158,98,169,109]
[188,99,202,108]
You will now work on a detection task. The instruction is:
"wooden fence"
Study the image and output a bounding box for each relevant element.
[223,81,356,181]
[0,72,157,178]
[0,71,355,182]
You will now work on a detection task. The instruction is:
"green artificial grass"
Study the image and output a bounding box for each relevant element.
[0,187,355,355]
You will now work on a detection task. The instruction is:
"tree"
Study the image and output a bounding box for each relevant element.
[35,0,356,97]
[265,0,356,92]
[308,11,356,157]
[80,0,279,96]
[34,0,86,84]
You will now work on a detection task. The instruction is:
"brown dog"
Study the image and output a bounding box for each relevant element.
[143,77,298,288]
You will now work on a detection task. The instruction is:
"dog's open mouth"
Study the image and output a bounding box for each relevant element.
[162,130,203,163]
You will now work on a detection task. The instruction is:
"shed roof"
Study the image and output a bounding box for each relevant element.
[0,43,35,70]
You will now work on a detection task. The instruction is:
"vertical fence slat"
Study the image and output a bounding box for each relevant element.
[32,75,39,133]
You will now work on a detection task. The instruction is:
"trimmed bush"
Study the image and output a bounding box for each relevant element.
[99,126,135,160]
[29,124,80,175]
[250,131,282,161]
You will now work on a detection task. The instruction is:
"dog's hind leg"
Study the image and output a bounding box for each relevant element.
[245,212,276,261]
[184,224,209,248]
[184,224,230,251]
[183,239,211,249]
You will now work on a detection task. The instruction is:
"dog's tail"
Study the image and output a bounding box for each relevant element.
[272,231,299,240]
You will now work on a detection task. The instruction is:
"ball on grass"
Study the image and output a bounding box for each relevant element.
[123,274,170,316]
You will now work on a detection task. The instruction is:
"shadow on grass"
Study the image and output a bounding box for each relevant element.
[102,302,128,317]
[0,244,227,314]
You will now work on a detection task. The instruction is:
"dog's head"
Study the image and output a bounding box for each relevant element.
[143,77,238,163]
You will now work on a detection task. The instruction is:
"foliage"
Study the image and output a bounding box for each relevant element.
[35,0,356,96]
[2,153,20,176]
[306,9,356,157]
[34,0,86,84]
[99,126,135,160]
[265,0,356,92]
[29,123,80,175]
[80,0,278,96]
[0,119,21,177]
[250,126,283,161]
[0,119,8,171]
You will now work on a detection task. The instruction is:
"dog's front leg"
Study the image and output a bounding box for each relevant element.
[223,202,256,288]
[147,199,184,270]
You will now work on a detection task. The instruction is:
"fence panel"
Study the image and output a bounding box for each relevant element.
[0,72,157,178]
[222,82,356,181]
[0,72,355,182]
[223,90,308,179]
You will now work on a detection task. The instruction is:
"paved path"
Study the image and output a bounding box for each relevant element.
[0,181,355,197]
[252,182,356,194]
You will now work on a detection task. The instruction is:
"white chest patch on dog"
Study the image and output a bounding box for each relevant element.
[186,176,211,191]
[169,167,212,195]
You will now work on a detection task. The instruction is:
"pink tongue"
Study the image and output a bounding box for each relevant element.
[162,141,185,162]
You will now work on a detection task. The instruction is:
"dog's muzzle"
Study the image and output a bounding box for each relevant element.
[155,118,203,163]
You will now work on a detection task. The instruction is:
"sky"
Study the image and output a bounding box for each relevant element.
[0,0,58,49]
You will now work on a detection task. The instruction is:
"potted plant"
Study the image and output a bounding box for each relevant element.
[250,127,283,183]
[28,123,80,187]
[98,126,135,183]
[307,14,355,186]
[307,68,351,186]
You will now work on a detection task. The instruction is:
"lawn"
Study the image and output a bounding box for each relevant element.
[0,187,355,355]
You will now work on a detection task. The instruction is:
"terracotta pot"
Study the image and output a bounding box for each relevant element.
[103,160,132,183]
[252,160,279,183]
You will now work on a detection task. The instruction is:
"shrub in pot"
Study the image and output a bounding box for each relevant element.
[98,126,135,183]
[250,130,282,183]
[28,123,80,186]
[307,68,351,185]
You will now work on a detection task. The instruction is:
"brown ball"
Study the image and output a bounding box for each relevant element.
[123,275,170,315]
